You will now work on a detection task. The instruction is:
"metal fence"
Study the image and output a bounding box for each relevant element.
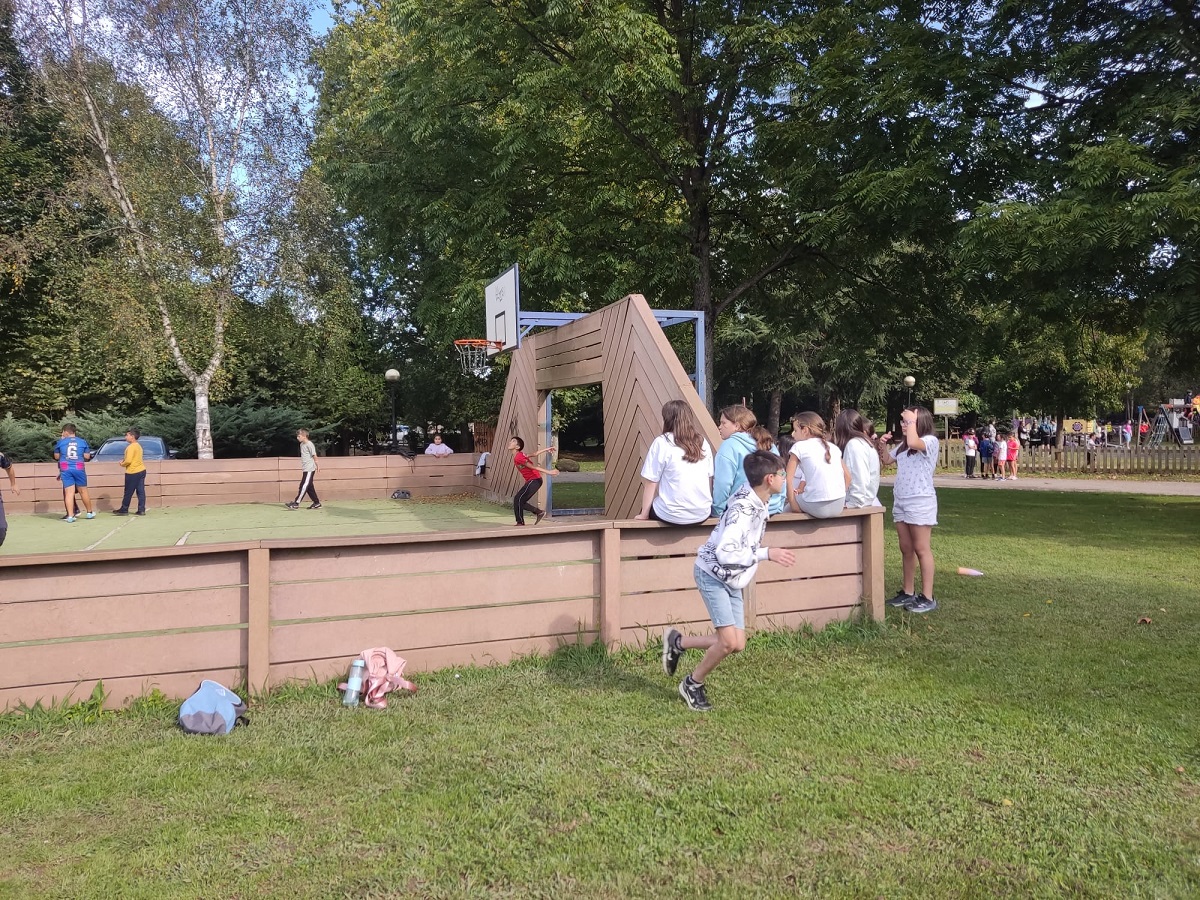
[937,443,1200,476]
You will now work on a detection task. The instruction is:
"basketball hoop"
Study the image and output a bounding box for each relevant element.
[454,339,502,376]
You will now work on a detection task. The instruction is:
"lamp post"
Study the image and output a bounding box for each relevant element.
[385,368,400,453]
[1126,382,1134,446]
[903,375,916,407]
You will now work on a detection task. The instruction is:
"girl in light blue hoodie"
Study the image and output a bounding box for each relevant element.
[711,405,787,517]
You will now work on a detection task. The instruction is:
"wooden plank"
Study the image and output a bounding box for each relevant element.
[0,668,246,712]
[0,586,245,642]
[270,597,598,663]
[859,512,886,622]
[0,629,244,689]
[270,562,599,620]
[269,532,599,581]
[247,548,271,697]
[0,553,247,602]
[754,606,854,634]
[598,527,622,647]
[754,543,861,583]
[755,574,863,616]
[619,586,707,629]
[622,556,703,594]
[619,619,712,648]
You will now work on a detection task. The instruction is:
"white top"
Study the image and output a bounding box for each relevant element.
[640,433,714,524]
[425,441,454,456]
[842,437,880,508]
[890,435,939,500]
[963,435,977,457]
[994,438,1009,461]
[789,438,846,503]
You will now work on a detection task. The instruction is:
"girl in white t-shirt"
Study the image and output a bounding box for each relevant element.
[786,411,848,518]
[833,409,880,508]
[636,399,714,525]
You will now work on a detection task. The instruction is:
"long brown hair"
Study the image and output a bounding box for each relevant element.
[900,406,936,456]
[791,411,832,463]
[662,399,707,463]
[719,404,756,432]
[750,425,774,451]
[833,409,871,452]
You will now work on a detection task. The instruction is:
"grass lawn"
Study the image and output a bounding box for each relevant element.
[2,488,1198,897]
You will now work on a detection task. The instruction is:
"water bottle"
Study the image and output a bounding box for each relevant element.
[342,658,366,707]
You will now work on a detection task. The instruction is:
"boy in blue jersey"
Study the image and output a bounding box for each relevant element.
[0,449,19,547]
[54,423,97,523]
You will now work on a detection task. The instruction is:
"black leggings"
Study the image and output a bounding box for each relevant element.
[965,455,976,477]
[513,477,543,525]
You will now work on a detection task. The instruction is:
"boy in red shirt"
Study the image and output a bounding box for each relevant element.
[508,436,558,525]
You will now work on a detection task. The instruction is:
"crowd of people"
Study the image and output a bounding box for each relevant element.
[504,400,940,712]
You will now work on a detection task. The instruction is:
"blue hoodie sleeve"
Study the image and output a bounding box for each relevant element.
[711,443,740,517]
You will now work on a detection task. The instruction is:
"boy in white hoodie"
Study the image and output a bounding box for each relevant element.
[662,450,796,711]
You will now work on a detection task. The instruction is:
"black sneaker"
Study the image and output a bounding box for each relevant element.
[679,676,712,712]
[662,627,683,676]
[113,509,129,516]
[886,590,916,608]
[285,502,300,510]
[904,594,938,614]
[308,502,322,510]
[135,510,146,516]
[534,509,545,524]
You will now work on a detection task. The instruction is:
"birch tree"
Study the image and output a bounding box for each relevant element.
[17,0,311,456]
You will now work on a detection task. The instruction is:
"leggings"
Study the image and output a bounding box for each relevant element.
[513,477,543,525]
[965,455,976,476]
[294,471,320,505]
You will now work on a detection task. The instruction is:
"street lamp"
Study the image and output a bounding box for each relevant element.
[903,375,916,407]
[385,368,400,452]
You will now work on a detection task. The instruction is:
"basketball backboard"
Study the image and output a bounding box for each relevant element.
[485,264,520,357]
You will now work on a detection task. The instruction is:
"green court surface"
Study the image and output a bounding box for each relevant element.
[0,497,521,556]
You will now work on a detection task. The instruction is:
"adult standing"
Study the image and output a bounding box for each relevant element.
[113,428,147,516]
[285,428,321,510]
[0,449,20,547]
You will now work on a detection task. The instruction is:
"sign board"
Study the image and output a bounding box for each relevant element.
[933,398,958,416]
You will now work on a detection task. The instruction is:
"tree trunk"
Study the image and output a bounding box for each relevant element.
[691,205,715,412]
[194,379,214,460]
[828,388,841,421]
[767,388,782,436]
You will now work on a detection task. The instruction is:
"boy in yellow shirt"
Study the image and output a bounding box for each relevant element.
[113,428,147,516]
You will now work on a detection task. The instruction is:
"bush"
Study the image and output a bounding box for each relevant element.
[0,414,57,462]
[555,457,581,473]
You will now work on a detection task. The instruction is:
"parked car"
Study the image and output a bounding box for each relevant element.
[91,435,176,461]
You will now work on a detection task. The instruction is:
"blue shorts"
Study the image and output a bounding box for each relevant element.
[694,566,744,630]
[60,469,88,488]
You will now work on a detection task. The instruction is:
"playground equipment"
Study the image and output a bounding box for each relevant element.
[1147,402,1195,447]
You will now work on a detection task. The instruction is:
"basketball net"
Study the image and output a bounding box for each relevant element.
[454,339,502,377]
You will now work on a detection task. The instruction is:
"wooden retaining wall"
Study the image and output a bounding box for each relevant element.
[2,455,480,516]
[0,507,884,711]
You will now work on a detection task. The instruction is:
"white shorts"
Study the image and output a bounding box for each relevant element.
[893,494,937,527]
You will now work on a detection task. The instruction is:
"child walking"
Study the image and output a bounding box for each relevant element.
[662,450,795,711]
[886,406,940,614]
[113,428,147,515]
[785,411,848,518]
[509,436,558,525]
[286,428,321,510]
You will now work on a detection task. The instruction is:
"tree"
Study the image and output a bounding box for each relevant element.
[316,0,1018,410]
[16,0,313,456]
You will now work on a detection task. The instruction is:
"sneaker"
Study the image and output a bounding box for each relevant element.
[886,589,916,608]
[308,502,322,510]
[84,511,96,519]
[997,475,1005,481]
[113,509,129,516]
[135,510,146,516]
[679,676,712,712]
[64,516,76,523]
[534,509,545,525]
[662,628,683,677]
[285,502,300,510]
[904,594,939,614]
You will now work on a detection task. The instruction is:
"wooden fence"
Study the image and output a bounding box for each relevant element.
[2,454,481,516]
[936,443,1200,475]
[0,507,884,711]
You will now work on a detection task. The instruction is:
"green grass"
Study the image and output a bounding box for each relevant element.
[2,489,1199,897]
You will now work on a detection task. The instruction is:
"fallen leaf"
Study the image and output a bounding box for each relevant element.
[1160,608,1167,613]
[1023,613,1031,617]
[1001,798,1013,807]
[1176,766,1185,774]
[1046,600,1053,604]
[1137,617,1152,625]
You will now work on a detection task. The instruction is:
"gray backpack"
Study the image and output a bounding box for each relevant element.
[178,680,248,734]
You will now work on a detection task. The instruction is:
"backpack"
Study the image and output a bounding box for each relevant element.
[178,680,248,734]
[391,488,412,500]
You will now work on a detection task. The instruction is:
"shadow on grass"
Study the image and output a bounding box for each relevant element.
[541,638,676,701]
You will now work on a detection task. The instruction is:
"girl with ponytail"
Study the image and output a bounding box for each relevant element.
[785,411,849,518]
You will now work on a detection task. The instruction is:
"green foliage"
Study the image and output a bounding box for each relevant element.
[0,413,57,462]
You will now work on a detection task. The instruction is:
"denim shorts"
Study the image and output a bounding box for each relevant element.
[694,566,744,630]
